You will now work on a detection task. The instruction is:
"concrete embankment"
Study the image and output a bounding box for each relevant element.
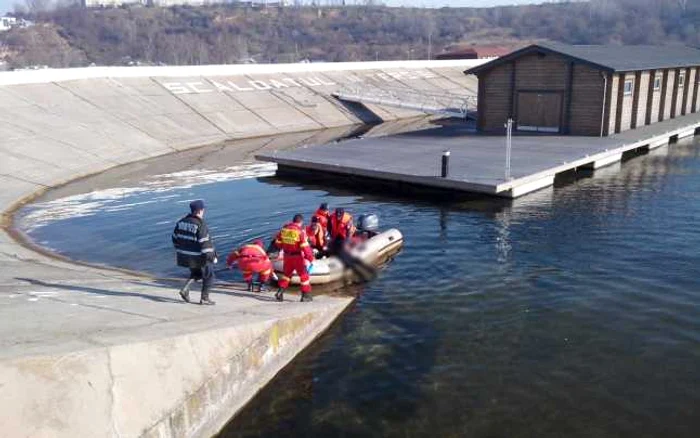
[0,60,483,437]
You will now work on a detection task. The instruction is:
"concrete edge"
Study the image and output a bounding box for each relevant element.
[183,299,353,438]
[0,59,490,86]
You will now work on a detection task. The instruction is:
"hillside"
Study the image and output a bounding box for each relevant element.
[1,0,700,69]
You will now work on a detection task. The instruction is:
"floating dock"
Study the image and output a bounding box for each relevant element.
[258,113,700,198]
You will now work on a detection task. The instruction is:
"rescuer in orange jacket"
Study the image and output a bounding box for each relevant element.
[306,216,326,255]
[273,214,315,302]
[329,208,355,254]
[226,239,273,292]
[313,202,331,233]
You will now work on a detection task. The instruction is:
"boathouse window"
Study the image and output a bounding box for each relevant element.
[624,80,634,95]
[679,72,685,88]
[654,75,661,91]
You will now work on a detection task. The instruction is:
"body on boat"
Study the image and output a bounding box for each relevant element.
[272,214,403,285]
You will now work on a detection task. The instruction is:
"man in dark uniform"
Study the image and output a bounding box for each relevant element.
[172,199,218,305]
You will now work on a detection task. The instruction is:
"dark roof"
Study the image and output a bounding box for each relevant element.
[465,42,700,75]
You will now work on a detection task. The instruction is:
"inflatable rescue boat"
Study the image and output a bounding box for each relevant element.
[272,214,403,285]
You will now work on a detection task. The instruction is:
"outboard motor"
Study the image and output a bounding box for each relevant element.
[357,213,380,237]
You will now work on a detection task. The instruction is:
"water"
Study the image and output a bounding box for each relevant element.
[16,136,700,438]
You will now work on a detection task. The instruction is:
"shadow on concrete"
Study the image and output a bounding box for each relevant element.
[139,277,284,303]
[15,277,184,304]
[334,99,384,125]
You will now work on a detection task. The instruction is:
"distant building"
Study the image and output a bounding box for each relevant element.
[0,16,33,32]
[436,48,478,61]
[471,45,519,59]
[466,43,700,136]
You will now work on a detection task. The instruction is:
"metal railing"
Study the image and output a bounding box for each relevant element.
[332,84,477,119]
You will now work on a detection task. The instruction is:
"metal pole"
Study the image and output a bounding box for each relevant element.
[600,72,608,137]
[505,118,513,181]
[441,150,450,178]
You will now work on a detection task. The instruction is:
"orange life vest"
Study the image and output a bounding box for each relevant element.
[330,212,355,240]
[306,223,326,249]
[314,209,330,232]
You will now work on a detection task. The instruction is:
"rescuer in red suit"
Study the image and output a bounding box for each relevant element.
[226,239,272,292]
[306,215,327,255]
[329,207,355,255]
[274,214,315,302]
[313,202,331,234]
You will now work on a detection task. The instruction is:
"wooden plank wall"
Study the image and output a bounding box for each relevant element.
[647,70,662,124]
[475,52,700,136]
[684,68,695,115]
[633,71,650,128]
[608,74,620,135]
[569,63,606,136]
[477,63,513,132]
[663,69,676,120]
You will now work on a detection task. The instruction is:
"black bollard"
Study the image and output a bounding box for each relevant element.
[441,150,450,178]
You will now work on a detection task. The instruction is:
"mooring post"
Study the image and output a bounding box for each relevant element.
[441,150,450,178]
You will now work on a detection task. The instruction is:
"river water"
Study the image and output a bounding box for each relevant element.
[16,132,700,438]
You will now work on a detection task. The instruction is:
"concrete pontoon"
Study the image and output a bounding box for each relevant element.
[258,113,700,198]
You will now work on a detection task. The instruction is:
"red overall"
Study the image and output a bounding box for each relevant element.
[306,222,326,252]
[275,222,314,294]
[226,244,272,284]
[330,212,355,241]
[314,208,331,234]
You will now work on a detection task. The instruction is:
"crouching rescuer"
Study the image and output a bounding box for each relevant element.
[172,199,217,305]
[226,239,272,292]
[273,214,314,302]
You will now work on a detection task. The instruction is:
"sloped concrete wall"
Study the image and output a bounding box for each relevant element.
[0,60,482,213]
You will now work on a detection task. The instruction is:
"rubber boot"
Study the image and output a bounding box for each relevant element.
[300,293,313,302]
[179,278,194,303]
[247,281,254,292]
[275,288,284,302]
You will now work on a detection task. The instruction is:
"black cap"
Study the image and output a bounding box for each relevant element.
[293,213,304,223]
[320,202,329,211]
[335,207,344,216]
[311,216,319,223]
[190,199,205,213]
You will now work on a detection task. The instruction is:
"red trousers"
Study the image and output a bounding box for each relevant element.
[240,259,272,284]
[277,255,311,293]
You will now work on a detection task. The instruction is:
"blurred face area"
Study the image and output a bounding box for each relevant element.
[196,209,205,219]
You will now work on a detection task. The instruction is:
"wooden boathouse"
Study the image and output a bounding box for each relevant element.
[466,43,700,136]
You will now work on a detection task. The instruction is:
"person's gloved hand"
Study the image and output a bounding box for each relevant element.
[213,257,219,264]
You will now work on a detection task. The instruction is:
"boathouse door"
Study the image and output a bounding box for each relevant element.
[516,91,562,133]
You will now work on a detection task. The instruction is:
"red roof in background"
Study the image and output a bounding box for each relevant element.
[441,44,522,59]
[471,45,520,58]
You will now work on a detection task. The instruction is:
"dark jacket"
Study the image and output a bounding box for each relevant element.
[172,214,216,269]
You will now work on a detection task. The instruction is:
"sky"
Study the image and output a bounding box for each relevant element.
[0,0,547,16]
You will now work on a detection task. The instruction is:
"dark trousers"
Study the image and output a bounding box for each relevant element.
[189,263,214,299]
[330,237,348,255]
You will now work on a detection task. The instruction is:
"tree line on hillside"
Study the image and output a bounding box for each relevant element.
[1,0,699,69]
